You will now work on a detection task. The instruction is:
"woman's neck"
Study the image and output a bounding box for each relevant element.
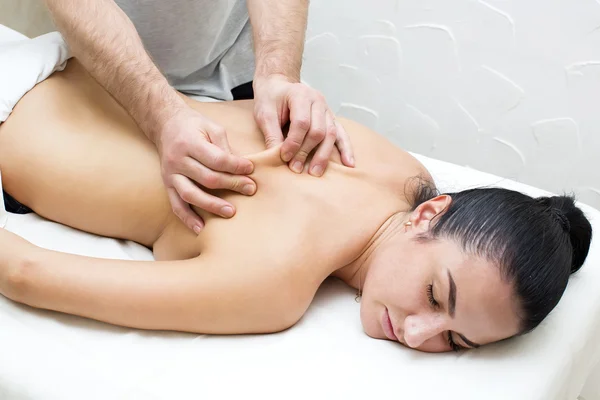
[332,212,407,291]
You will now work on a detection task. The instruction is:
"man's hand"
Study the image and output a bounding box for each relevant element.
[44,0,257,233]
[253,75,355,177]
[156,107,256,234]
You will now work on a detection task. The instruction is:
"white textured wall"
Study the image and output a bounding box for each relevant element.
[303,0,600,210]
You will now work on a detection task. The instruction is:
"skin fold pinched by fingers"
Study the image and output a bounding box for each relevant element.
[253,78,355,173]
[158,107,257,232]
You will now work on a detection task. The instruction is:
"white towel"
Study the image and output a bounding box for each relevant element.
[0,25,71,123]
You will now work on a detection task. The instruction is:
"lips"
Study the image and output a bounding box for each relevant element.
[382,307,399,341]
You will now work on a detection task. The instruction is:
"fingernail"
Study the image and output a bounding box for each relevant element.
[350,156,355,166]
[244,162,254,174]
[221,206,234,218]
[310,165,323,177]
[283,152,293,162]
[292,160,304,173]
[243,184,256,195]
[193,225,202,234]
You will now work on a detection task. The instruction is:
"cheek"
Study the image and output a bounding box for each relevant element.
[365,260,430,313]
[359,301,381,338]
[386,267,428,313]
[368,261,410,298]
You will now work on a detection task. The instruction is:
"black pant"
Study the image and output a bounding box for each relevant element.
[3,190,32,214]
[231,81,254,100]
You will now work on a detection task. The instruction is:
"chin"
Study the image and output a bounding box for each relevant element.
[359,301,386,340]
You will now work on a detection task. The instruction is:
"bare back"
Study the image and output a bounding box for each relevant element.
[0,60,430,290]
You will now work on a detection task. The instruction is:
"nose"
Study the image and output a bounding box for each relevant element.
[403,313,446,349]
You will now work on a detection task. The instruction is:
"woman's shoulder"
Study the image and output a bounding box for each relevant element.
[338,117,435,192]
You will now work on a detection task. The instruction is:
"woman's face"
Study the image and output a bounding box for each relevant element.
[359,197,522,353]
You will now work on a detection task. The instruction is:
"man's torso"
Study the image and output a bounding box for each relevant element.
[114,0,255,99]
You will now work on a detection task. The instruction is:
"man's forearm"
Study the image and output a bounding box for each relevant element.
[248,0,309,83]
[43,0,185,142]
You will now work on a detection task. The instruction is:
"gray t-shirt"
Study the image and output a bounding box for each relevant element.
[114,0,255,100]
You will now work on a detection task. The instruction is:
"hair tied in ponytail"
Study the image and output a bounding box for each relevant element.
[550,207,570,233]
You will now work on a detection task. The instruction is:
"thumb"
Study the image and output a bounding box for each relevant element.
[256,109,284,149]
[205,122,232,154]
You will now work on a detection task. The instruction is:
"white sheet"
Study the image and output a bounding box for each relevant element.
[1,25,600,400]
[0,156,599,400]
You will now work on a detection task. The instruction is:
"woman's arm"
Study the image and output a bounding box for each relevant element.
[1,229,302,334]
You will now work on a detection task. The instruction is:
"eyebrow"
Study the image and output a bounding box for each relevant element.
[447,270,457,318]
[447,270,482,349]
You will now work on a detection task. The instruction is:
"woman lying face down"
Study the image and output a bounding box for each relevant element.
[0,60,592,353]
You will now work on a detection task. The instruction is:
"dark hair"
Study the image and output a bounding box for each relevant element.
[409,178,593,333]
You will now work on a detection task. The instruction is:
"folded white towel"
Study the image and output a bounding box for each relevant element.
[0,24,27,42]
[0,25,71,123]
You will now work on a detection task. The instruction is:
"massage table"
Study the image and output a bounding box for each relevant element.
[1,25,600,400]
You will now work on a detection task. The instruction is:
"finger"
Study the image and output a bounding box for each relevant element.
[289,102,327,173]
[172,174,237,219]
[181,157,256,195]
[166,185,205,234]
[334,120,355,167]
[190,139,254,175]
[255,106,284,149]
[309,111,337,177]
[205,122,232,154]
[281,96,311,163]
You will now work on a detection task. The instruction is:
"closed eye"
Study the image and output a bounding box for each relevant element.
[447,332,466,352]
[427,284,439,308]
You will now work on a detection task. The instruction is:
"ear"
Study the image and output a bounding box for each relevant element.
[408,195,452,233]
